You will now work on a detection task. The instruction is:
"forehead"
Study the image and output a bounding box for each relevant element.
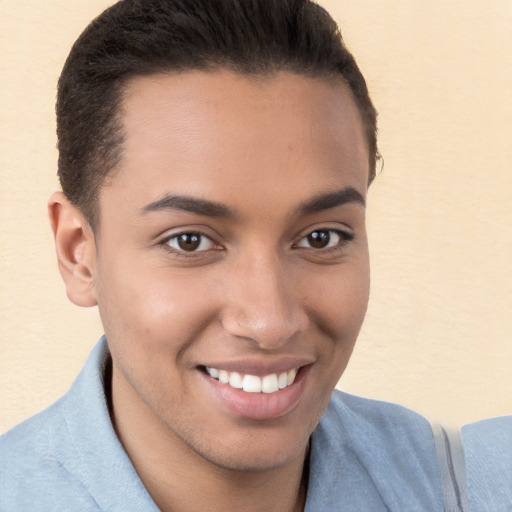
[100,70,369,217]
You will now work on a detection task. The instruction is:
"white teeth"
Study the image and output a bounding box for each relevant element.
[262,374,279,394]
[243,374,262,393]
[208,367,219,379]
[229,372,243,389]
[205,366,299,394]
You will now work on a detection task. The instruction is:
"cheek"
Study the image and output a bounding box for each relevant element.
[304,258,370,340]
[96,259,219,354]
[96,263,222,414]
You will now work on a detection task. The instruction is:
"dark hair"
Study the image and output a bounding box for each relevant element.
[57,0,378,227]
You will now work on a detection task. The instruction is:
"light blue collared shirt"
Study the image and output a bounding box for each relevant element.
[1,337,510,511]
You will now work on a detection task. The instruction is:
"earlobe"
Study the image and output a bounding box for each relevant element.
[48,191,98,307]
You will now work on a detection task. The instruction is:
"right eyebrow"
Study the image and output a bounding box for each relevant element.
[140,194,236,219]
[297,187,366,216]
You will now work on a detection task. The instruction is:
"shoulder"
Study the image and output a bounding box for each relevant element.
[0,398,100,511]
[0,338,112,511]
[463,413,512,442]
[0,338,156,512]
[306,390,443,511]
[462,415,512,510]
[1,396,69,474]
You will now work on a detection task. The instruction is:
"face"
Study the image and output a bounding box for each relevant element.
[92,70,370,472]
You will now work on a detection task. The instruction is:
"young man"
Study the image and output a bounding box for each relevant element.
[1,1,510,511]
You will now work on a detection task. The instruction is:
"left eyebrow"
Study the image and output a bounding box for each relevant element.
[297,187,366,216]
[141,194,235,218]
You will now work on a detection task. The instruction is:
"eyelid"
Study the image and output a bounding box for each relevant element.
[294,223,354,241]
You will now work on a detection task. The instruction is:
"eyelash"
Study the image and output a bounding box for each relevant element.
[161,227,354,258]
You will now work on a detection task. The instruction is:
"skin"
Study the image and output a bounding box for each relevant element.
[49,70,370,512]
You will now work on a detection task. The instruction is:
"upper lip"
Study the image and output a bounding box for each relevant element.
[199,356,314,376]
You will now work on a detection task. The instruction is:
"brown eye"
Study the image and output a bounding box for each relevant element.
[296,229,353,250]
[166,232,215,252]
[177,233,201,251]
[307,230,331,249]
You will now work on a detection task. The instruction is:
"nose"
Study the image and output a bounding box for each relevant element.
[220,252,308,350]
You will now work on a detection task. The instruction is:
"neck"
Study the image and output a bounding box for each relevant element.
[110,365,309,512]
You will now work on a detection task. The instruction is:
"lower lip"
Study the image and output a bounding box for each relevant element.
[200,366,311,421]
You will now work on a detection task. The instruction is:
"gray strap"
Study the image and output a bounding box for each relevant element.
[431,423,471,512]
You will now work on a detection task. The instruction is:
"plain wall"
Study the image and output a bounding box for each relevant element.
[1,0,511,433]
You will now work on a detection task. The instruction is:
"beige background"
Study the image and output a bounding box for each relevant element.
[1,0,511,433]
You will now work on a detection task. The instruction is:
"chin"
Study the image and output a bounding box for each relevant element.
[174,414,316,473]
[197,441,306,473]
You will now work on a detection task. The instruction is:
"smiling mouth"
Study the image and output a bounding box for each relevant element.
[204,366,299,394]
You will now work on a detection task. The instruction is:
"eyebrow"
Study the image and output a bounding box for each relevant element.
[141,194,235,218]
[141,186,365,219]
[297,187,365,216]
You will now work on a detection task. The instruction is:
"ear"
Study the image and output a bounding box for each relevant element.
[48,191,97,307]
